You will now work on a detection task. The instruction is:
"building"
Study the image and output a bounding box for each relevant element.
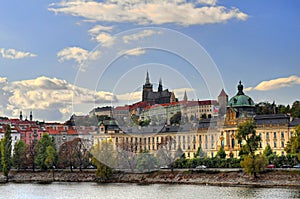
[89,106,113,118]
[92,81,300,162]
[142,71,176,104]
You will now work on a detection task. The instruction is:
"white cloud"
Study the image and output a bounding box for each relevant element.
[117,91,141,101]
[88,25,113,36]
[93,32,116,47]
[118,48,146,57]
[245,75,300,91]
[88,25,116,47]
[123,30,161,44]
[0,48,37,59]
[197,0,217,6]
[1,76,117,121]
[49,0,248,26]
[57,46,101,65]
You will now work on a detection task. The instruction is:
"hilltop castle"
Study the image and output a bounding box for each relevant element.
[142,71,177,104]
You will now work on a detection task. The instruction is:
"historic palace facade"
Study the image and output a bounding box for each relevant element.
[94,80,300,159]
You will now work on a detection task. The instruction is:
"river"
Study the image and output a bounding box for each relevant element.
[0,183,299,199]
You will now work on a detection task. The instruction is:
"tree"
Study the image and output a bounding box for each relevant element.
[35,134,57,170]
[285,124,300,160]
[241,154,268,176]
[156,137,181,172]
[137,150,157,172]
[195,146,206,158]
[58,140,76,172]
[263,145,276,164]
[91,139,117,181]
[236,120,265,177]
[116,141,139,172]
[1,125,12,182]
[12,140,27,170]
[216,147,226,159]
[170,112,181,125]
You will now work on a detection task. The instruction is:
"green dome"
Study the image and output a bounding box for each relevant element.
[227,81,255,107]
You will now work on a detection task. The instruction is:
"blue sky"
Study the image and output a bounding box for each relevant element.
[0,0,299,122]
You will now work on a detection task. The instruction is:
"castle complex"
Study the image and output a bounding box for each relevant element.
[94,74,300,160]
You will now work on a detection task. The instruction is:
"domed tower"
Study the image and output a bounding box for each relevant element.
[227,81,256,119]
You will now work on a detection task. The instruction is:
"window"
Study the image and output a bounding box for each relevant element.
[274,132,277,139]
[281,132,284,139]
[199,135,202,142]
[274,142,277,148]
[266,132,269,139]
[281,141,284,148]
[259,142,262,148]
[116,137,118,143]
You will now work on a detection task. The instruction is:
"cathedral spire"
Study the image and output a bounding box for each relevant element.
[183,90,188,101]
[145,70,150,85]
[158,78,163,92]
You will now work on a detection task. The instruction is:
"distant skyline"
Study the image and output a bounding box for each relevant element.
[0,1,299,122]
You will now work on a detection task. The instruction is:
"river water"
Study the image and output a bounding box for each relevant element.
[0,183,299,199]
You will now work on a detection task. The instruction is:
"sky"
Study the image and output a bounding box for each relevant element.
[0,0,299,122]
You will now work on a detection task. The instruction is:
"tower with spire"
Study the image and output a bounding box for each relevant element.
[183,90,188,101]
[142,70,176,104]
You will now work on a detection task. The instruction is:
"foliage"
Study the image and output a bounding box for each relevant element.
[1,125,12,182]
[195,147,206,158]
[285,124,300,160]
[255,100,300,117]
[58,138,90,171]
[136,150,157,172]
[45,145,56,169]
[12,140,27,170]
[92,157,113,181]
[236,120,261,156]
[240,154,267,176]
[91,139,118,170]
[174,157,241,169]
[263,145,273,157]
[216,147,226,159]
[170,112,181,125]
[35,134,57,170]
[116,142,139,172]
[235,120,264,177]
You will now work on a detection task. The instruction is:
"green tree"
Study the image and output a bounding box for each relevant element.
[241,154,268,176]
[216,147,226,159]
[45,145,56,169]
[1,125,12,182]
[236,120,265,177]
[196,146,206,158]
[35,134,57,170]
[263,145,273,157]
[12,140,27,170]
[170,112,181,125]
[285,124,300,160]
[92,157,113,182]
[291,101,300,118]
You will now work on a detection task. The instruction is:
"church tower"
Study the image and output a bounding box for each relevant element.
[30,111,33,121]
[20,111,23,121]
[158,78,163,92]
[142,70,153,102]
[183,90,188,101]
[170,91,176,103]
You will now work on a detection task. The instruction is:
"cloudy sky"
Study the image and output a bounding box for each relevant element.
[0,0,299,122]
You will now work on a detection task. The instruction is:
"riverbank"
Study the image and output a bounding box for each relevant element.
[1,170,300,188]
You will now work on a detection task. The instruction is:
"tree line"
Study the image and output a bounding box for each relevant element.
[255,100,300,117]
[0,126,93,182]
